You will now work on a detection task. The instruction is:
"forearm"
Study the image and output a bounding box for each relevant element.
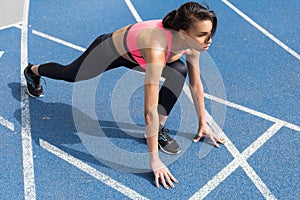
[146,136,159,161]
[145,109,160,161]
[190,83,206,125]
[142,49,165,162]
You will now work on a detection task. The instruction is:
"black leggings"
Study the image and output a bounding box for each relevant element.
[38,33,187,116]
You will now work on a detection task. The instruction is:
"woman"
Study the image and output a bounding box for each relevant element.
[24,2,224,189]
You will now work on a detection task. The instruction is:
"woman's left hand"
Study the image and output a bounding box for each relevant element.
[193,123,225,148]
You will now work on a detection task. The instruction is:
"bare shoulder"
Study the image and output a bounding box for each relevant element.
[137,28,168,50]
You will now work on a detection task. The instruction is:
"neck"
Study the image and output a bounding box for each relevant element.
[171,31,189,52]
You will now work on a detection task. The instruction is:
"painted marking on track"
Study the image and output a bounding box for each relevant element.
[20,0,36,199]
[189,118,279,200]
[39,139,149,200]
[124,0,142,22]
[242,123,283,159]
[32,30,86,52]
[221,0,300,61]
[205,94,300,132]
[15,24,86,52]
[0,115,14,131]
[0,22,21,31]
[0,51,4,58]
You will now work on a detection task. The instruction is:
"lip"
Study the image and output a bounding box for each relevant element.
[203,45,210,50]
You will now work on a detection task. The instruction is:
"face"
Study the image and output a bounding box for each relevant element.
[183,19,213,52]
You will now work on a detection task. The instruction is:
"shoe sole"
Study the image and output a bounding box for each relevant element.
[158,143,181,155]
[26,87,44,98]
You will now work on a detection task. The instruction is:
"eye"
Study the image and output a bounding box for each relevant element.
[197,33,205,37]
[197,32,209,37]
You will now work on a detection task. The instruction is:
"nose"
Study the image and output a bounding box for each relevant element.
[205,35,212,44]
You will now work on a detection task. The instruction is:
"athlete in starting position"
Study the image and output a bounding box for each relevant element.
[24,2,225,189]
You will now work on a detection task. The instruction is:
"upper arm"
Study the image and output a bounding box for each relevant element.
[137,29,167,111]
[143,48,166,113]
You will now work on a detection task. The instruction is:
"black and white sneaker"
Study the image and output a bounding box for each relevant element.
[158,125,181,154]
[24,63,44,97]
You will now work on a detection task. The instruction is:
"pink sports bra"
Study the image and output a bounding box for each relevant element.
[125,20,172,69]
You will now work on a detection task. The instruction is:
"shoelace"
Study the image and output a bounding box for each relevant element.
[32,75,46,88]
[159,126,172,141]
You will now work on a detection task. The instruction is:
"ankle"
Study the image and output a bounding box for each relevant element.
[31,65,40,76]
[159,124,165,130]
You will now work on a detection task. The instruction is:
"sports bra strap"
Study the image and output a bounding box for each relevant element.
[125,20,172,69]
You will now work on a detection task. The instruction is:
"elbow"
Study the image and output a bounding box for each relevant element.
[189,84,204,96]
[190,84,204,98]
[144,108,159,138]
[144,108,159,125]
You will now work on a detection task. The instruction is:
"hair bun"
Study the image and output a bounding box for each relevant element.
[162,10,177,29]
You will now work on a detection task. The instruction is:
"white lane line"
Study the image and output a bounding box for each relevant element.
[32,30,86,52]
[206,114,277,200]
[20,0,36,199]
[221,0,300,61]
[39,139,149,200]
[205,94,300,132]
[190,115,278,200]
[0,22,22,31]
[190,158,240,200]
[14,24,86,52]
[0,115,14,131]
[124,0,142,22]
[0,51,4,58]
[242,123,283,159]
[240,160,277,200]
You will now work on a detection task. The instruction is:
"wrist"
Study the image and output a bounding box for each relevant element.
[149,151,160,162]
[199,120,207,126]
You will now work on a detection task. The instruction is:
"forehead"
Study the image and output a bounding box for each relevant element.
[190,19,213,32]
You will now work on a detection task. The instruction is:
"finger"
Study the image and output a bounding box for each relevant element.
[193,133,203,142]
[216,136,225,144]
[164,175,174,188]
[211,132,225,144]
[209,134,220,148]
[167,171,178,184]
[159,174,169,189]
[155,175,159,188]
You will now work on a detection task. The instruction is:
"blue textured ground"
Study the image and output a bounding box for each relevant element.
[0,0,299,199]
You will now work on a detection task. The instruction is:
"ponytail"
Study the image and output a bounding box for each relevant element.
[162,10,177,29]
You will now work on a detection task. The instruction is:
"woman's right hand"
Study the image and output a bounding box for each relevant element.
[150,158,178,189]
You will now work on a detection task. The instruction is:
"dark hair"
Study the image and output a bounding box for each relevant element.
[162,2,217,37]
